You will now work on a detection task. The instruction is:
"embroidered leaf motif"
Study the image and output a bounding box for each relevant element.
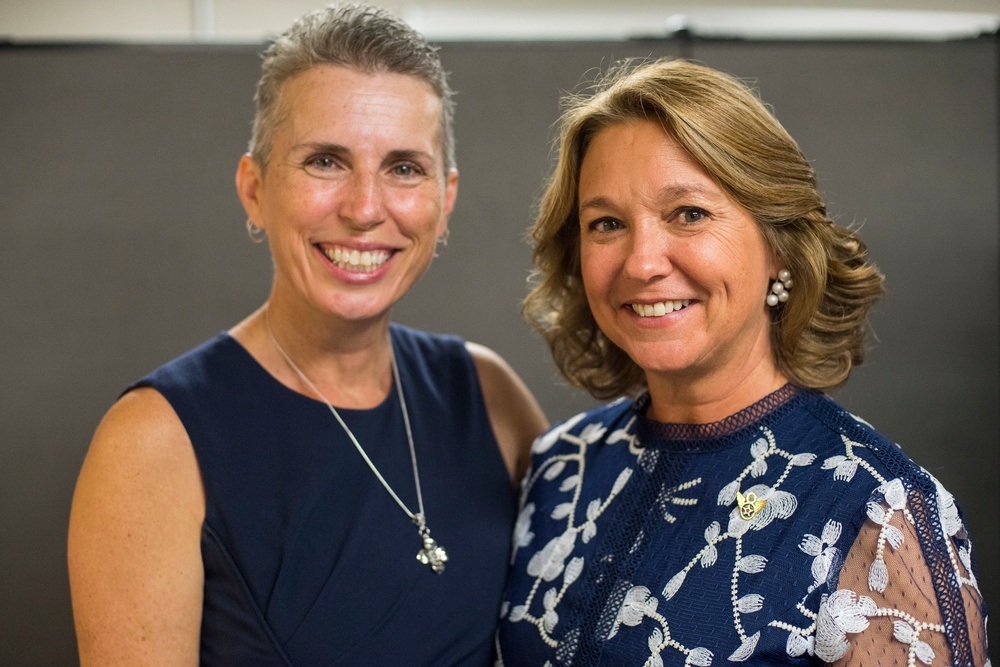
[700,544,718,568]
[582,522,597,543]
[559,474,581,492]
[866,501,885,525]
[822,455,846,470]
[618,586,657,627]
[800,534,824,557]
[704,521,721,542]
[579,423,607,444]
[750,437,768,458]
[543,587,558,610]
[750,458,768,478]
[533,413,585,454]
[821,520,842,545]
[958,545,973,572]
[551,502,574,521]
[513,503,536,549]
[718,480,739,506]
[914,639,935,665]
[586,499,601,521]
[648,627,663,651]
[607,427,631,444]
[786,632,809,657]
[527,530,577,581]
[728,487,797,537]
[686,647,713,666]
[892,620,915,643]
[884,524,904,550]
[826,590,874,633]
[564,557,584,586]
[736,594,764,613]
[737,555,767,574]
[935,478,963,537]
[882,479,907,509]
[611,468,633,496]
[543,460,566,480]
[765,490,797,520]
[508,605,527,622]
[728,631,760,661]
[833,459,858,481]
[869,558,889,593]
[662,570,686,600]
[543,609,559,633]
[789,453,816,466]
[811,547,840,584]
[499,601,509,618]
[649,654,664,667]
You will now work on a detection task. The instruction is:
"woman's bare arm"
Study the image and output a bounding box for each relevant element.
[68,387,205,666]
[467,342,549,485]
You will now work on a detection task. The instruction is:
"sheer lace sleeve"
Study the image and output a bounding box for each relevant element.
[815,478,987,666]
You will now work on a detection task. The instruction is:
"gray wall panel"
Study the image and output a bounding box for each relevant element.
[691,41,999,638]
[1,38,995,662]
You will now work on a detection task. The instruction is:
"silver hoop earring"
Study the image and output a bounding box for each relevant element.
[766,269,792,307]
[246,219,266,244]
[433,229,449,258]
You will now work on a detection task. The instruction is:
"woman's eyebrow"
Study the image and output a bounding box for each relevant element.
[578,195,616,213]
[383,148,434,165]
[291,141,349,156]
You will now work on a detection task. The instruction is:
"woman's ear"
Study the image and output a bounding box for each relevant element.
[437,168,459,238]
[235,153,265,227]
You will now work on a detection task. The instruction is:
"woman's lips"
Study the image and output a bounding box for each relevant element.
[319,244,392,274]
[629,299,692,317]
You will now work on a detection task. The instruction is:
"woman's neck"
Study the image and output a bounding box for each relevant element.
[230,298,394,409]
[644,356,788,425]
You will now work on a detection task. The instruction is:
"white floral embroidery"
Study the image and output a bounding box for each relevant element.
[532,413,586,455]
[510,503,535,562]
[505,404,982,666]
[800,520,842,587]
[610,585,659,638]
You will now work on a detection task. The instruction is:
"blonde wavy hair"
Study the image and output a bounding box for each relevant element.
[523,59,884,399]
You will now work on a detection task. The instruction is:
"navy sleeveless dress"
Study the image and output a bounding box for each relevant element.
[131,324,516,666]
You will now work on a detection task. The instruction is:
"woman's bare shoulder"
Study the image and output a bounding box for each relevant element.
[68,388,205,666]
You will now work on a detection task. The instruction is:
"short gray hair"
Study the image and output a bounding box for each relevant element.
[249,3,456,173]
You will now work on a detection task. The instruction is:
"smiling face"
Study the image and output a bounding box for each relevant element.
[237,65,457,326]
[578,119,779,394]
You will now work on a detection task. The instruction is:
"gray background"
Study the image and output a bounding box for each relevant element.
[1,37,996,663]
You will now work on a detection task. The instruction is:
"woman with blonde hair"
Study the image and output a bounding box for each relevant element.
[497,59,987,666]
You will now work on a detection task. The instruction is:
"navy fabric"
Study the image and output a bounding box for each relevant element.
[131,324,515,666]
[497,387,986,666]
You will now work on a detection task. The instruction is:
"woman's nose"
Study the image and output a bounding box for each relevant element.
[622,223,672,282]
[341,172,386,230]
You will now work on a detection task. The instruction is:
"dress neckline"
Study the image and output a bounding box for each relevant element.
[218,331,398,415]
[634,384,803,452]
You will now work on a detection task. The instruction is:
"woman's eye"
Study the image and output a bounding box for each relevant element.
[392,163,422,177]
[303,155,340,175]
[587,218,623,233]
[679,208,708,224]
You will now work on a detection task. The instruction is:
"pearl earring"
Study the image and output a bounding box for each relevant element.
[766,269,792,307]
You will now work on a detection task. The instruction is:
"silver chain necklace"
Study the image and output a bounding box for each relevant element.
[265,312,448,574]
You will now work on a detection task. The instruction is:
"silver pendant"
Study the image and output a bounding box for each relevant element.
[414,514,448,573]
[416,534,448,573]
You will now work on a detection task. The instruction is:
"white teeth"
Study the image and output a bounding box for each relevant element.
[630,299,691,317]
[322,245,390,273]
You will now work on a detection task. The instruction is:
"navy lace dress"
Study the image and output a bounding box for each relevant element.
[497,386,987,666]
[132,324,515,666]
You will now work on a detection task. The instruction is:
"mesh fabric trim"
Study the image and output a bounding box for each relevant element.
[635,383,802,451]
